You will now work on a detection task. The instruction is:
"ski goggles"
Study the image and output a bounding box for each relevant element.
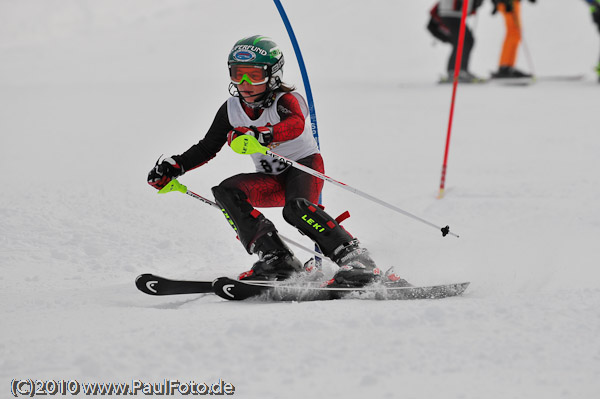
[229,64,269,85]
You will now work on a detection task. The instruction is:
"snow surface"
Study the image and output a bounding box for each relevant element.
[1,1,599,398]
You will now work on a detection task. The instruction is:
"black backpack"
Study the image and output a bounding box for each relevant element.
[426,4,451,43]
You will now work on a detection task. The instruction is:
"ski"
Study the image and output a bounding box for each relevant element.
[490,77,535,86]
[489,75,585,86]
[135,274,470,301]
[438,76,488,85]
[135,273,213,296]
[535,74,585,82]
[212,277,470,302]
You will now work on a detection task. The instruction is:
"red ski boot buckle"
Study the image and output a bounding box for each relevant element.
[334,211,351,224]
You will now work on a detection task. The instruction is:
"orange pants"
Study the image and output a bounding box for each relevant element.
[498,1,522,67]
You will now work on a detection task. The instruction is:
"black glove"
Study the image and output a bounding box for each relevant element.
[249,125,273,145]
[491,0,513,15]
[147,156,184,190]
[506,0,514,13]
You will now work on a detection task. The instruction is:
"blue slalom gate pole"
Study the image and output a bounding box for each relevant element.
[273,0,320,148]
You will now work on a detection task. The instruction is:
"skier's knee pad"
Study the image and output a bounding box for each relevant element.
[283,198,353,258]
[212,185,249,209]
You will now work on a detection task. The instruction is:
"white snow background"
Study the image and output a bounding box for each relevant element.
[1,1,599,398]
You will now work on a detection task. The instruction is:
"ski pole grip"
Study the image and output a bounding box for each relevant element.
[230,135,267,155]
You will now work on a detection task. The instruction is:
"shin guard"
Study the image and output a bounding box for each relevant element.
[282,198,353,260]
[212,185,276,254]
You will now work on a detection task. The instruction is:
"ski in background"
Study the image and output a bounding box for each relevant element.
[534,74,586,81]
[489,74,588,86]
[438,75,488,84]
[490,76,535,86]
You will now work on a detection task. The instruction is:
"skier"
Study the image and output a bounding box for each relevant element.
[583,0,600,82]
[147,35,384,288]
[491,0,536,79]
[430,0,485,83]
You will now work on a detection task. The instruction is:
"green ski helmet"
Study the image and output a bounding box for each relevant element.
[227,35,285,108]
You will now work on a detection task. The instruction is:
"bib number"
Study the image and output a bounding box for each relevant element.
[260,159,289,174]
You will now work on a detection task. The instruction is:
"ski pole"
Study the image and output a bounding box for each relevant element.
[157,179,333,260]
[230,136,459,238]
[511,4,535,76]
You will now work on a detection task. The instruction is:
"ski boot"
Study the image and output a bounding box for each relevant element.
[238,231,303,281]
[492,66,532,79]
[323,238,382,288]
[442,70,485,84]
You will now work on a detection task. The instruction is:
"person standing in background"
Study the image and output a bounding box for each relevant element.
[432,0,485,83]
[491,0,537,79]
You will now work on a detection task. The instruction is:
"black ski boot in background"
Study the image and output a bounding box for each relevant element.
[492,66,533,79]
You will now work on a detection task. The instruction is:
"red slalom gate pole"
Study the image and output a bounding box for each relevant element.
[438,0,470,199]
